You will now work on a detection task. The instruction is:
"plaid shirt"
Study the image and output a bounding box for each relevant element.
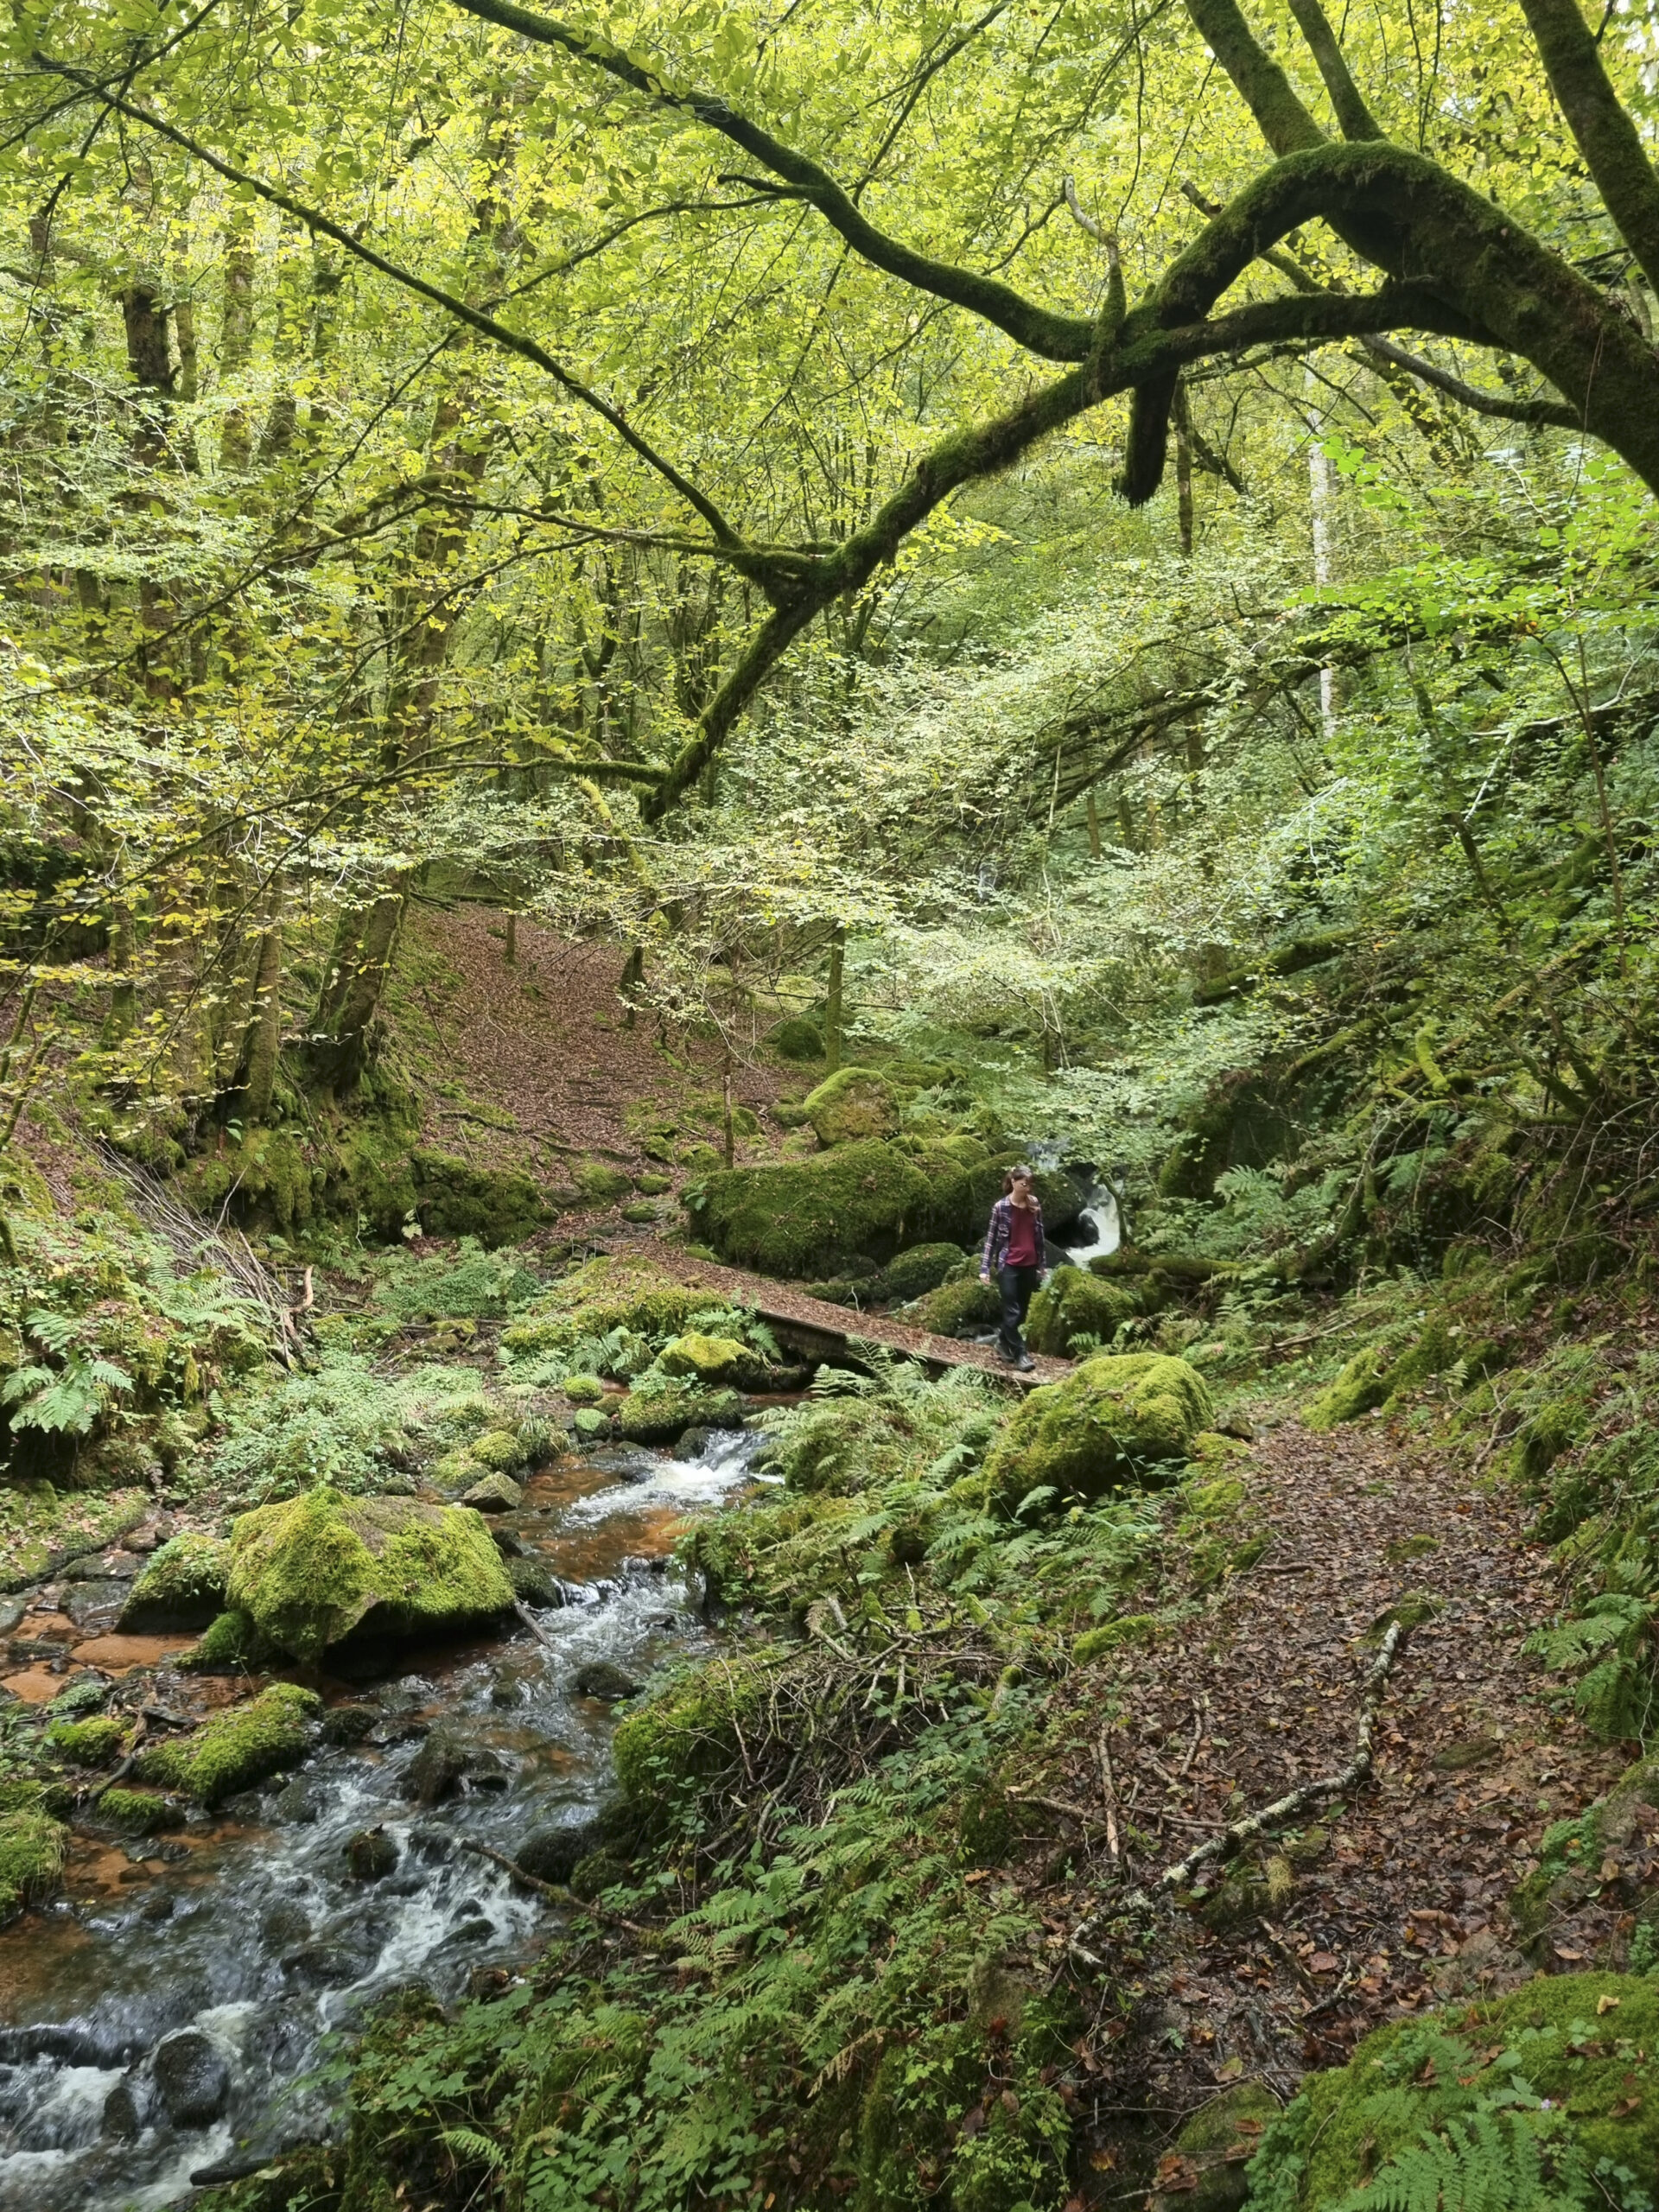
[982,1194,1047,1274]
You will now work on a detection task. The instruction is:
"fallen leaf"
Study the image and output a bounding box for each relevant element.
[1554,1945,1586,1961]
[1309,1951,1340,1973]
[1216,2056,1243,2082]
[1598,1994,1621,2015]
[1154,2154,1199,2192]
[1611,2096,1642,2118]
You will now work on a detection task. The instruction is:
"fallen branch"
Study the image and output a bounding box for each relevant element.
[512,1598,559,1651]
[456,1836,665,1947]
[1158,1622,1404,1892]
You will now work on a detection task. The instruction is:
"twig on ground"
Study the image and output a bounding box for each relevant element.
[1099,1727,1121,1861]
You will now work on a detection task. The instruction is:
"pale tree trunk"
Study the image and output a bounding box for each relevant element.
[1305,367,1338,740]
[218,203,256,470]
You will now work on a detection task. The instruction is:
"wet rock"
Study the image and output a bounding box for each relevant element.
[572,1407,613,1442]
[468,1965,514,2003]
[272,1779,325,1824]
[571,1662,643,1702]
[405,1823,457,1864]
[320,1703,379,1746]
[458,1471,524,1513]
[61,1580,129,1630]
[261,1900,313,1949]
[0,1595,27,1636]
[517,1819,603,1886]
[345,1827,399,1881]
[282,1931,377,1987]
[102,2074,145,2139]
[444,1913,494,1946]
[507,1556,558,1608]
[400,1729,509,1806]
[152,2027,232,2126]
[676,1425,713,1456]
[490,1525,525,1556]
[138,1891,176,1924]
[118,1534,231,1633]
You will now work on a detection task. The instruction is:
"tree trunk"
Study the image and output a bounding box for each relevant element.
[308,887,407,1097]
[824,925,845,1073]
[238,886,286,1124]
[218,205,256,470]
[1173,380,1195,556]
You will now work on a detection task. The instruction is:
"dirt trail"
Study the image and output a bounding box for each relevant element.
[1048,1415,1629,2128]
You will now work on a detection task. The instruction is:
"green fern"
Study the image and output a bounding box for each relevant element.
[1328,2107,1571,2212]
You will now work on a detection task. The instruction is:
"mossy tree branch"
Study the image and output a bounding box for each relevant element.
[1516,0,1659,296]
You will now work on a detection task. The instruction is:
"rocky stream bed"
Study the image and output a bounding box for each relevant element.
[0,1429,763,2211]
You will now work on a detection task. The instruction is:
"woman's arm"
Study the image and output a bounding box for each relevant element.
[981,1200,1004,1280]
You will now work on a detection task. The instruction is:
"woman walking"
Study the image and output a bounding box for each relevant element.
[980,1164,1047,1371]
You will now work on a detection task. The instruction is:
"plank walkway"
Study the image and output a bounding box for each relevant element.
[645,1249,1072,1388]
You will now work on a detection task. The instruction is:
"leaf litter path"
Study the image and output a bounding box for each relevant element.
[1045,1415,1634,2148]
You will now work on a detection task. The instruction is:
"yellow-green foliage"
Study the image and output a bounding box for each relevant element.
[981,1352,1213,1510]
[118,1530,231,1630]
[1247,1974,1659,2208]
[658,1333,751,1385]
[47,1714,126,1766]
[802,1065,898,1146]
[99,1787,183,1835]
[499,1258,711,1357]
[612,1651,791,1809]
[226,1486,514,1662]
[179,1607,264,1670]
[1024,1265,1141,1357]
[0,1808,68,1921]
[132,1682,319,1807]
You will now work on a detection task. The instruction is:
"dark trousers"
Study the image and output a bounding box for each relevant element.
[997,1263,1042,1358]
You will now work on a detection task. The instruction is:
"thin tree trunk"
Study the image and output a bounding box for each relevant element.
[824,926,845,1074]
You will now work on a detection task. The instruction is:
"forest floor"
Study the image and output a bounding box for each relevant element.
[1046,1414,1637,2164]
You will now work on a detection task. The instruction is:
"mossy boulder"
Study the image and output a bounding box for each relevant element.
[1148,2079,1280,2211]
[616,1387,745,1445]
[802,1066,898,1147]
[0,1808,68,1923]
[980,1352,1214,1510]
[768,1016,823,1063]
[179,1607,269,1673]
[1024,1265,1141,1357]
[457,1471,524,1513]
[469,1427,529,1472]
[99,1787,184,1836]
[910,1274,1001,1336]
[409,1149,550,1244]
[1246,1974,1659,2207]
[225,1487,515,1662]
[874,1243,970,1303]
[499,1259,711,1359]
[118,1532,231,1632]
[613,1651,788,1809]
[48,1714,126,1767]
[686,1140,942,1278]
[574,1159,632,1203]
[563,1375,606,1407]
[132,1682,320,1808]
[658,1333,759,1389]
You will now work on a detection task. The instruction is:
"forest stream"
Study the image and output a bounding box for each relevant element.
[0,1429,763,2212]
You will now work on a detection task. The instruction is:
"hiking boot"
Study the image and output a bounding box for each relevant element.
[1014,1353,1035,1372]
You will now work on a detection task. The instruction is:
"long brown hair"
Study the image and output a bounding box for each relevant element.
[1001,1164,1035,1197]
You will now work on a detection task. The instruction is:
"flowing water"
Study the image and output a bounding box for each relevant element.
[0,1429,765,2212]
[1052,1179,1122,1269]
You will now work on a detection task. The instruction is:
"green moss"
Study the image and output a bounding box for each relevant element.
[616,1386,744,1444]
[563,1375,605,1406]
[118,1531,232,1632]
[1253,1974,1659,2207]
[677,1141,723,1172]
[803,1066,899,1147]
[936,1134,990,1166]
[574,1159,632,1202]
[132,1682,320,1807]
[612,1653,787,1808]
[910,1274,1001,1335]
[179,1128,317,1234]
[658,1333,752,1386]
[1151,2079,1279,2210]
[768,1015,823,1062]
[500,1259,712,1358]
[633,1173,673,1196]
[178,1607,269,1672]
[874,1243,969,1303]
[225,1486,514,1662]
[47,1714,126,1766]
[0,1808,68,1922]
[572,1407,612,1441]
[1072,1612,1161,1663]
[468,1427,527,1471]
[99,1786,183,1835]
[686,1140,945,1279]
[980,1353,1214,1510]
[1025,1265,1141,1357]
[0,1777,72,1819]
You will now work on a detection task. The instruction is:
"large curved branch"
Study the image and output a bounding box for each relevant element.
[1516,0,1659,297]
[1357,338,1580,428]
[1120,140,1659,501]
[1283,0,1384,142]
[35,61,746,550]
[444,0,1096,364]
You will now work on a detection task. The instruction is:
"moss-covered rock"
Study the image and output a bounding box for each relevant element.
[457,1471,524,1513]
[658,1332,753,1386]
[563,1374,606,1407]
[802,1066,898,1147]
[909,1274,1001,1335]
[615,1387,745,1445]
[686,1140,944,1278]
[980,1353,1214,1510]
[1245,1974,1659,2207]
[47,1714,126,1766]
[178,1607,269,1672]
[613,1652,788,1808]
[874,1243,970,1303]
[0,1808,68,1923]
[225,1487,515,1662]
[132,1682,320,1808]
[574,1159,632,1203]
[768,1015,823,1063]
[1024,1265,1141,1357]
[499,1259,712,1359]
[572,1407,612,1442]
[1149,2079,1280,2211]
[118,1532,231,1632]
[409,1150,551,1244]
[99,1786,184,1836]
[469,1427,528,1472]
